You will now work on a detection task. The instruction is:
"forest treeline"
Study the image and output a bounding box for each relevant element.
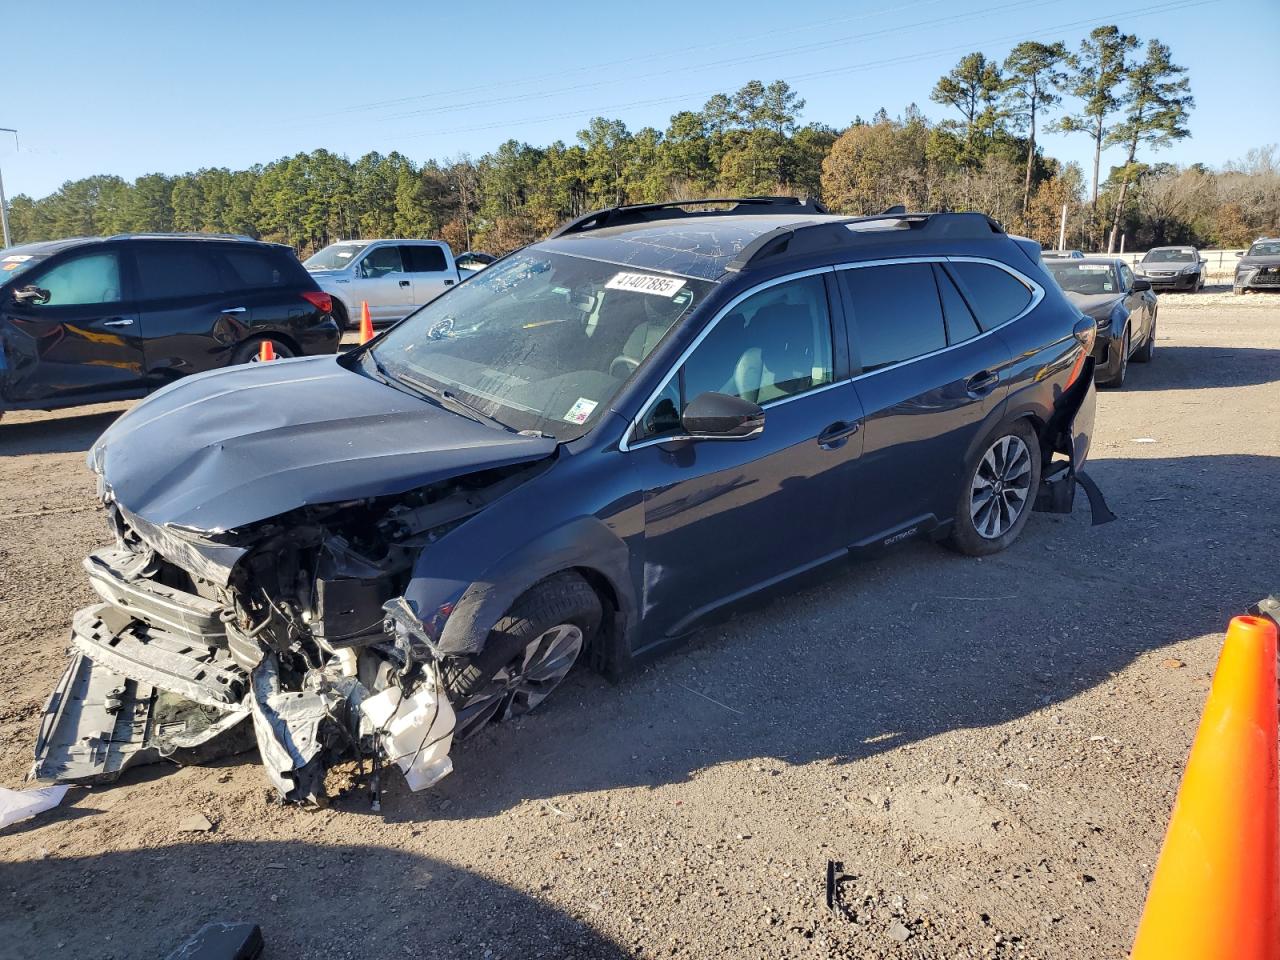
[7,27,1278,255]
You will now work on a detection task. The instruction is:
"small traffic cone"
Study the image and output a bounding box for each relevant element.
[1131,614,1279,960]
[258,339,275,362]
[359,301,374,344]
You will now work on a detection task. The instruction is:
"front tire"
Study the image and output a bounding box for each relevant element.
[946,420,1042,557]
[442,572,602,740]
[1132,315,1156,363]
[1097,327,1129,388]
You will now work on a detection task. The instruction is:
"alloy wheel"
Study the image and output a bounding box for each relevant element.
[969,435,1033,540]
[453,623,584,740]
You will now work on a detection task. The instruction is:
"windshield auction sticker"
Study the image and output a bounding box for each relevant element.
[564,397,598,424]
[606,272,686,297]
[2,255,32,263]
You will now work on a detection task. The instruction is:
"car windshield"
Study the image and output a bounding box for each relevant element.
[369,249,714,440]
[1046,261,1117,295]
[1247,241,1280,257]
[1142,249,1195,263]
[304,243,369,270]
[1,252,46,281]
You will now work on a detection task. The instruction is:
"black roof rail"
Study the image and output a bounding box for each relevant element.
[106,232,257,242]
[549,196,829,238]
[725,210,1006,273]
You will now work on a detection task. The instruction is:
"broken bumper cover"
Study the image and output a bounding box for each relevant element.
[33,548,456,803]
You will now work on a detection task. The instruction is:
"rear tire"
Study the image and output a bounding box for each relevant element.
[231,336,296,365]
[1132,316,1156,363]
[946,420,1042,558]
[442,572,602,740]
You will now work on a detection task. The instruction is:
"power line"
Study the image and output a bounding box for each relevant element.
[391,0,1220,143]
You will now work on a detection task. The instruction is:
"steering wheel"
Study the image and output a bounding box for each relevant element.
[609,355,640,380]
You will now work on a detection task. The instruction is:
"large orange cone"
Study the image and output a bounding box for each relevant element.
[359,301,374,344]
[1131,615,1279,960]
[258,339,275,362]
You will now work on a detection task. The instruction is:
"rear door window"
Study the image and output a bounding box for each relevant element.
[220,248,289,290]
[135,246,223,300]
[401,244,448,273]
[933,264,982,344]
[839,263,946,371]
[24,252,122,306]
[946,261,1033,330]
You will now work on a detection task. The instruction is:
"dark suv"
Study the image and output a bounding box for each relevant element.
[0,233,340,414]
[34,199,1100,804]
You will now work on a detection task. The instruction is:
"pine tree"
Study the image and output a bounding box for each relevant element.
[1003,41,1068,216]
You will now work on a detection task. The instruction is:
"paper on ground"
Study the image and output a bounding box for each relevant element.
[0,784,69,829]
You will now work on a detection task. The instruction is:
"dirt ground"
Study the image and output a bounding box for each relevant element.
[1,288,1277,959]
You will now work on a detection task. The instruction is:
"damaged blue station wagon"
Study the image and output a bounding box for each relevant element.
[32,198,1104,804]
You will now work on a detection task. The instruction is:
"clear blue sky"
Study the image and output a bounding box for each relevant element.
[4,0,1277,201]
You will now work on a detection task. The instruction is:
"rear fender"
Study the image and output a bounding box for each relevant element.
[1034,358,1114,524]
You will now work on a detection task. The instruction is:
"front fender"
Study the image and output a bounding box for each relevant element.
[404,513,635,661]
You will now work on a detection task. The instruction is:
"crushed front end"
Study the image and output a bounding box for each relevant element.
[30,466,536,805]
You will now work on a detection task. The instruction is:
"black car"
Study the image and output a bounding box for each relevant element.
[0,233,340,414]
[1234,238,1280,294]
[1044,256,1157,389]
[1135,245,1206,292]
[33,199,1101,804]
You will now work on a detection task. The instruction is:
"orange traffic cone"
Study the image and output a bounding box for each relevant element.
[1131,614,1279,960]
[359,301,374,344]
[258,339,275,362]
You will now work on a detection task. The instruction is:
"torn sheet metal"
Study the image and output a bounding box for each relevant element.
[247,655,340,805]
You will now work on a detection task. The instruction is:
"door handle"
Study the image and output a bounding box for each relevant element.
[965,370,999,397]
[399,280,411,287]
[102,317,134,328]
[221,306,247,314]
[817,420,861,448]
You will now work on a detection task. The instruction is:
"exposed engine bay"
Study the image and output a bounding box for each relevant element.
[31,461,545,805]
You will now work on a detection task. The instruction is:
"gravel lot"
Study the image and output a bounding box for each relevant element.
[1,288,1277,959]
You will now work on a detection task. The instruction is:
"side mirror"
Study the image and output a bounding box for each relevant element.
[681,391,764,440]
[1132,278,1152,292]
[12,285,50,305]
[1237,251,1245,257]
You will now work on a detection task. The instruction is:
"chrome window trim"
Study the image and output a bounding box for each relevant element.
[620,256,1044,453]
[619,266,834,452]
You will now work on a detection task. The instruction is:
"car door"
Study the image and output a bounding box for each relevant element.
[131,241,242,381]
[839,259,1018,546]
[348,244,413,324]
[0,246,144,405]
[401,244,458,307]
[626,271,865,643]
[1117,262,1150,344]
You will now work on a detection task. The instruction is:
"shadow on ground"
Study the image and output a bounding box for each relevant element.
[0,840,628,960]
[1122,345,1280,391]
[0,408,123,456]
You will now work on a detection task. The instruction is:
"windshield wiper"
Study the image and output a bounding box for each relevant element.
[394,371,513,433]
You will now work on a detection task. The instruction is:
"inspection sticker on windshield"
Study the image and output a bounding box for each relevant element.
[1078,264,1110,271]
[606,272,685,297]
[564,397,598,425]
[1,255,31,263]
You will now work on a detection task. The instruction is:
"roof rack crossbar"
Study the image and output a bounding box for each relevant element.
[105,232,256,242]
[550,196,829,238]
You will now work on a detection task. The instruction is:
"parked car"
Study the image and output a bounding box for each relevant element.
[0,234,340,416]
[1234,238,1280,294]
[1043,256,1157,389]
[34,198,1101,805]
[303,239,471,328]
[1042,249,1085,259]
[1135,245,1206,292]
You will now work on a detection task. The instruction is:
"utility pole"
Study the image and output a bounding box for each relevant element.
[1057,203,1068,252]
[0,128,17,249]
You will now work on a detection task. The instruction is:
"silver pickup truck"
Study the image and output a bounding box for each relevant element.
[303,239,488,329]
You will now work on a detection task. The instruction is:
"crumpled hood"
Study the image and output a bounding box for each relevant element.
[1062,291,1123,321]
[90,355,557,533]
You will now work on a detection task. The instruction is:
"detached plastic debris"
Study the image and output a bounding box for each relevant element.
[164,921,263,960]
[0,784,68,830]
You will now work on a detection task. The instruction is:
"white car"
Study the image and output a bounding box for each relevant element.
[303,239,470,329]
